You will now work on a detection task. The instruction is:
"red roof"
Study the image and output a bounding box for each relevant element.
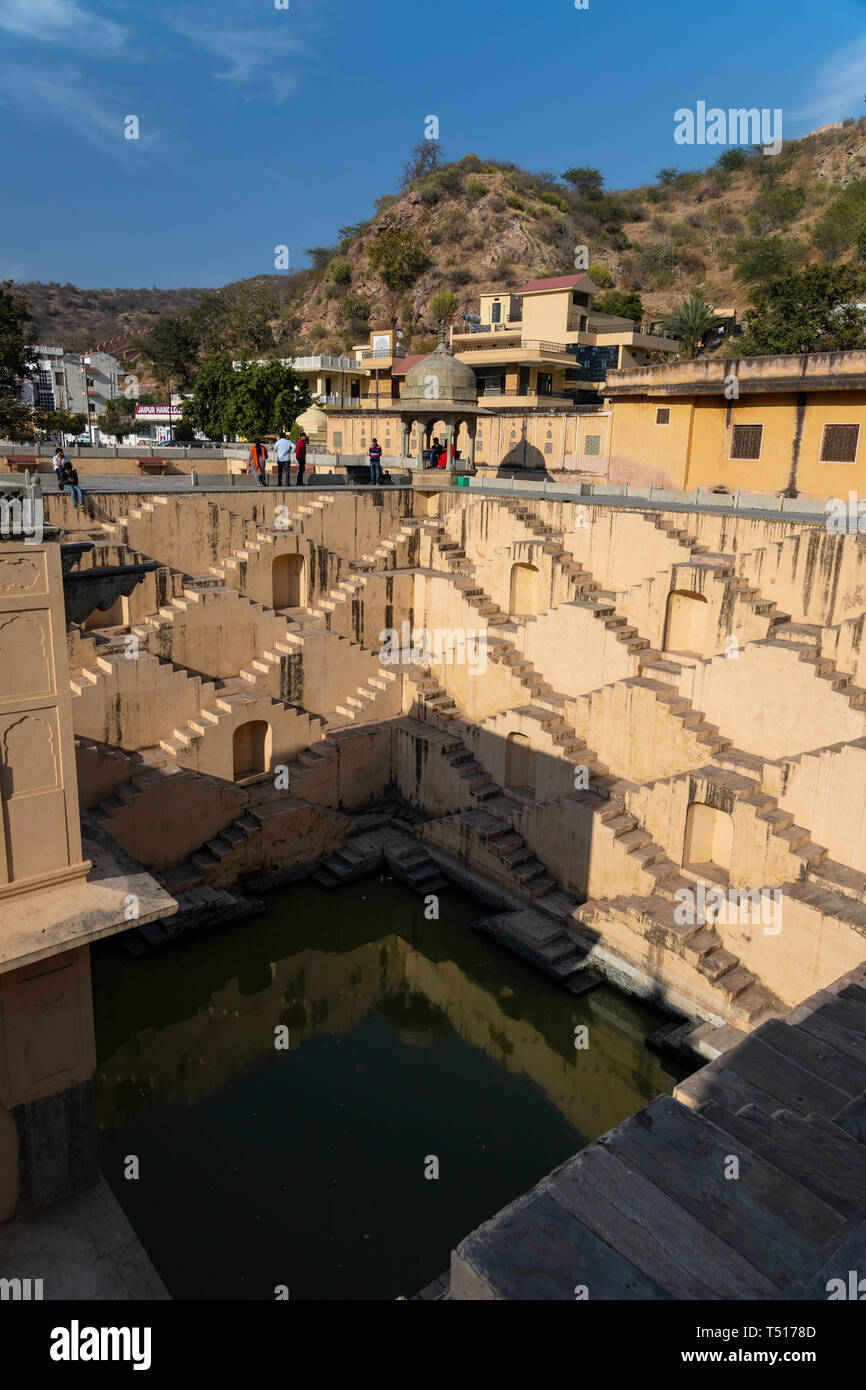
[515,274,591,295]
[391,353,430,376]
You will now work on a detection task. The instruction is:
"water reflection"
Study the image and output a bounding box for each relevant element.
[92,877,684,1300]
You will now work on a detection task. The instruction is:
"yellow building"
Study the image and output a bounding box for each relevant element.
[450,273,679,407]
[604,350,866,498]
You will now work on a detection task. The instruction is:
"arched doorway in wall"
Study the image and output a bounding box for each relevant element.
[664,588,708,656]
[504,731,533,793]
[683,801,734,877]
[509,563,539,617]
[233,720,270,780]
[273,554,305,609]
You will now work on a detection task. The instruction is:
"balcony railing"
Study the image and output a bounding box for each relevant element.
[359,347,407,359]
[458,338,569,356]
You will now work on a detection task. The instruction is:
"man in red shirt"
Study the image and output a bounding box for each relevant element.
[294,432,307,486]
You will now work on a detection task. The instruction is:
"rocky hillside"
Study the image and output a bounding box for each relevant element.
[17,283,209,352]
[18,118,866,357]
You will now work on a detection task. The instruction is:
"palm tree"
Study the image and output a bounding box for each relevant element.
[662,294,725,356]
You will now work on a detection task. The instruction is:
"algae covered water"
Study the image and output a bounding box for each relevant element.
[92,876,684,1300]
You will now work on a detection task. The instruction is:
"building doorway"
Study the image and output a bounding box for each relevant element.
[509,563,539,617]
[504,731,533,793]
[273,554,305,609]
[233,720,270,780]
[664,589,708,656]
[683,802,734,878]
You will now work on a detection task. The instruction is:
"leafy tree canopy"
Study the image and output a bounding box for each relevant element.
[594,290,644,323]
[183,357,311,441]
[740,264,866,356]
[368,227,431,291]
[562,166,604,197]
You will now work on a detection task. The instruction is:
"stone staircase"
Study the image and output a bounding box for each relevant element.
[574,892,782,1028]
[767,626,866,715]
[452,967,866,1299]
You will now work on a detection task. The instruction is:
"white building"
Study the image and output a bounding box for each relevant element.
[25,346,122,439]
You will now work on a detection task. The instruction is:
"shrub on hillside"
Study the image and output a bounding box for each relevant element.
[812,181,866,260]
[588,262,614,287]
[368,227,431,290]
[733,235,804,284]
[466,178,487,199]
[505,193,523,209]
[329,259,352,286]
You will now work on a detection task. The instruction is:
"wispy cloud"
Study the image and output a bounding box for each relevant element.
[0,62,161,154]
[0,0,126,48]
[168,2,318,103]
[796,34,866,126]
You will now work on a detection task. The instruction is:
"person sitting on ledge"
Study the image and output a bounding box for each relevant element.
[424,436,441,468]
[60,460,83,510]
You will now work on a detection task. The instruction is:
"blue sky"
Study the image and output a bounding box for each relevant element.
[1,0,865,288]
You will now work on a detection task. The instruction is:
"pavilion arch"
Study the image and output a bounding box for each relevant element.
[233,720,271,781]
[683,802,734,876]
[504,731,533,792]
[273,553,305,609]
[509,563,539,617]
[664,588,708,656]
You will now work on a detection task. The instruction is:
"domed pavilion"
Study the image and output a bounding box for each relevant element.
[395,330,490,473]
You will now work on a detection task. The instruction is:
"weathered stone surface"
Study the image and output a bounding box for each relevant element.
[547,1140,773,1298]
[453,1186,672,1301]
[601,1096,845,1288]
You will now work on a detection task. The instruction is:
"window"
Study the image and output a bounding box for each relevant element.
[325,377,332,395]
[491,301,501,323]
[333,432,342,449]
[544,443,553,455]
[730,423,763,460]
[655,407,670,425]
[537,373,553,396]
[821,423,860,464]
[584,435,601,457]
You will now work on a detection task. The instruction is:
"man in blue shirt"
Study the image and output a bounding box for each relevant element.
[274,432,294,487]
[368,437,383,485]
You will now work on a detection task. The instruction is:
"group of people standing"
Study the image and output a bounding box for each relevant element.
[52,447,84,509]
[249,432,307,487]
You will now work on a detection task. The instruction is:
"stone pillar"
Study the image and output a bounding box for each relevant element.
[400,422,410,466]
[467,421,477,471]
[443,423,455,468]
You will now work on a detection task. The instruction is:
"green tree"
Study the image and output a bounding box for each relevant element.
[368,227,431,291]
[588,263,614,288]
[0,280,38,441]
[812,181,866,261]
[733,235,803,285]
[35,408,87,438]
[98,395,137,439]
[593,290,644,323]
[661,293,725,355]
[428,290,458,328]
[739,264,866,355]
[184,357,311,441]
[715,147,752,171]
[134,315,199,389]
[562,166,604,198]
[655,167,679,186]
